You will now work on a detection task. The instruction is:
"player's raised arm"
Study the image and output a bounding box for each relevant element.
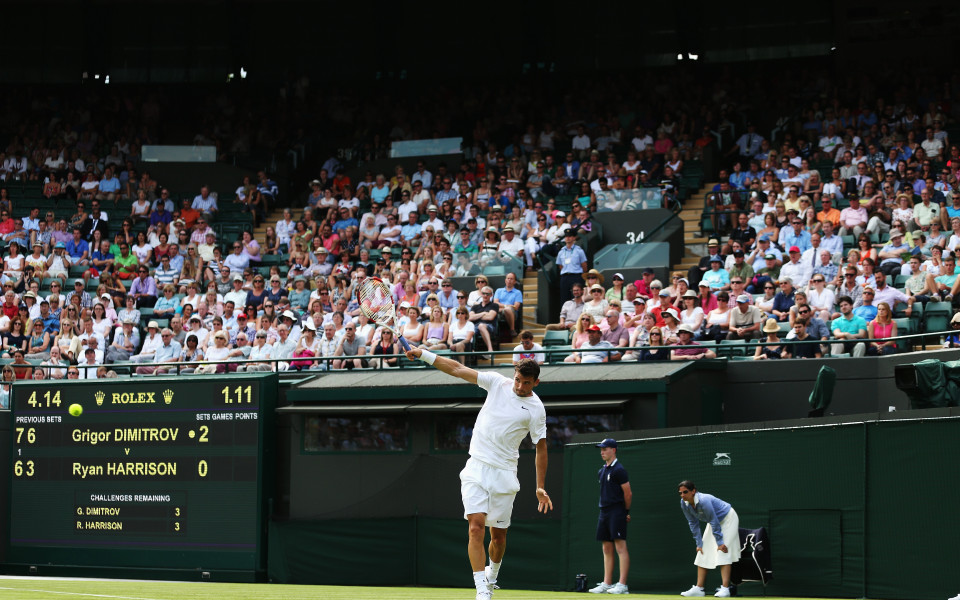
[406,347,478,385]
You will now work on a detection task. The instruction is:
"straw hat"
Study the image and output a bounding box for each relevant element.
[762,318,780,333]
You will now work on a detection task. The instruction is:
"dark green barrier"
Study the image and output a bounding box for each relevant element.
[563,418,959,600]
[268,517,561,590]
[563,427,867,597]
[268,518,417,585]
[865,419,960,600]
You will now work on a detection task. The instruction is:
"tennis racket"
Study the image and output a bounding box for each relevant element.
[357,276,412,351]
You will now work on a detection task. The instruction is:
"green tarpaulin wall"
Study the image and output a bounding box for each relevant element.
[562,418,959,600]
[267,418,958,600]
[268,517,560,590]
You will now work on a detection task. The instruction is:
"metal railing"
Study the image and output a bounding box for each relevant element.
[1,328,949,380]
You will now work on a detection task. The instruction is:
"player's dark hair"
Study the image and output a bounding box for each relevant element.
[678,480,696,491]
[514,358,540,381]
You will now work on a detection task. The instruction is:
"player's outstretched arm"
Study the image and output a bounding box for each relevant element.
[535,438,552,513]
[405,347,478,385]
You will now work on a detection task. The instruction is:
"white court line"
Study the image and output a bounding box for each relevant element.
[0,586,170,600]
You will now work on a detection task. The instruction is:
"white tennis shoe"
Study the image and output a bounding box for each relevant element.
[947,594,960,600]
[680,585,705,596]
[589,582,613,593]
[475,588,492,600]
[484,566,499,591]
[714,586,731,597]
[607,582,629,594]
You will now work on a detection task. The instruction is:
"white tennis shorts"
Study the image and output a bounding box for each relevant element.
[460,457,521,529]
[694,507,741,569]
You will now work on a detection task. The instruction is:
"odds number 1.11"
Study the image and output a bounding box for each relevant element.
[221,385,252,404]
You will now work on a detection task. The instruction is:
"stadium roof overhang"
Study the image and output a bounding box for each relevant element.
[276,398,630,414]
[281,362,709,407]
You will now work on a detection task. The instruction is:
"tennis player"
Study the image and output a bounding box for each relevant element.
[406,347,552,600]
[678,480,740,597]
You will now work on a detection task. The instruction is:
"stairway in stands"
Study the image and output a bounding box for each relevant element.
[253,207,286,242]
[493,272,542,365]
[673,181,717,278]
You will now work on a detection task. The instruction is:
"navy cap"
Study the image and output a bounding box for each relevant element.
[596,438,617,448]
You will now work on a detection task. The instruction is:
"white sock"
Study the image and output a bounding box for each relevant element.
[488,560,501,581]
[473,570,486,591]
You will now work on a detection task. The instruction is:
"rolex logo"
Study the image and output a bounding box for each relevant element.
[163,389,174,405]
[94,391,105,406]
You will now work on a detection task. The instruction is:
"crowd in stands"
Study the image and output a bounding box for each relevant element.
[551,93,960,362]
[2,72,960,406]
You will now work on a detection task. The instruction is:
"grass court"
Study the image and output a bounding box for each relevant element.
[0,576,858,600]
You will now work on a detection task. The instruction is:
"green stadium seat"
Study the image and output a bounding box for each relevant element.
[717,339,746,357]
[541,329,570,347]
[893,318,913,353]
[923,301,952,334]
[544,345,572,363]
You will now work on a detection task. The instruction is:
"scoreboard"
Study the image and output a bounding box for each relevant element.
[7,374,277,580]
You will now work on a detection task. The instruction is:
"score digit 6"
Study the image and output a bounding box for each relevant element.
[14,460,35,477]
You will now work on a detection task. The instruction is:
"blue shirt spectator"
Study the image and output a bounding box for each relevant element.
[154,339,182,363]
[494,286,523,307]
[332,217,358,234]
[257,175,278,202]
[99,175,121,193]
[66,236,89,262]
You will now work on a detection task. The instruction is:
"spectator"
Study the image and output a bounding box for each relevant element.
[600,310,629,361]
[672,324,717,360]
[727,294,763,340]
[333,321,367,370]
[866,302,899,356]
[566,324,613,363]
[135,327,182,375]
[701,256,730,291]
[877,229,909,278]
[512,330,544,364]
[853,287,878,322]
[469,286,499,354]
[493,272,523,337]
[839,200,868,239]
[830,296,868,357]
[752,319,785,360]
[130,266,158,308]
[192,185,219,221]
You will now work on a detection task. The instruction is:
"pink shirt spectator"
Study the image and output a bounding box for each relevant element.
[839,206,868,228]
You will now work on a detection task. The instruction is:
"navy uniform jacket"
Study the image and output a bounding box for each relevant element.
[598,458,629,508]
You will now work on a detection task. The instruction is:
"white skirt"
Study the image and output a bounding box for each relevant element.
[694,507,741,569]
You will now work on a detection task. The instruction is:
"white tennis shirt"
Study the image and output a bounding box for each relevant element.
[471,371,547,471]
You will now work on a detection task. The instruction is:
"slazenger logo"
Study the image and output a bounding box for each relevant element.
[712,452,731,466]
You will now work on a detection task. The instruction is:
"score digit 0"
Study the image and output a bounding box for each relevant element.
[197,460,208,478]
[221,385,252,404]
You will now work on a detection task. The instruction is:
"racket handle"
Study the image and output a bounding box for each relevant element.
[398,335,412,351]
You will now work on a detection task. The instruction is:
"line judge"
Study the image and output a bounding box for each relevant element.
[678,480,740,597]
